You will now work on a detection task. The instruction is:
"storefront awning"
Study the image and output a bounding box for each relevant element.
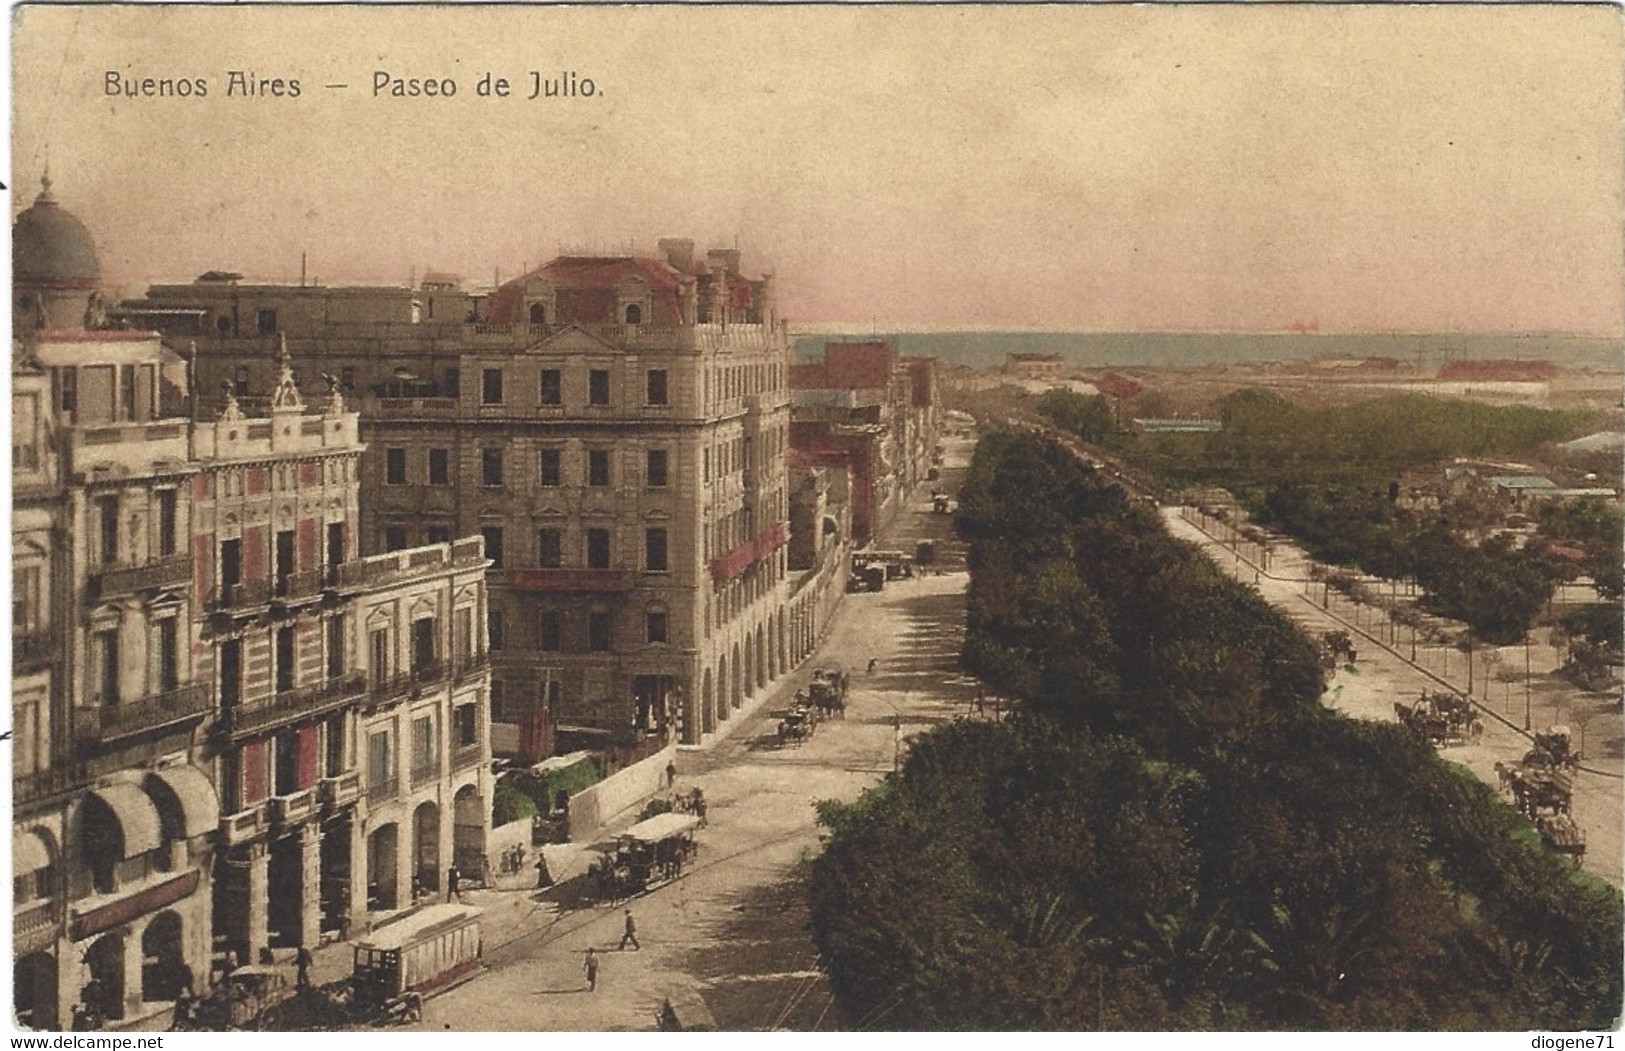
[12,829,52,874]
[145,765,220,839]
[89,783,162,858]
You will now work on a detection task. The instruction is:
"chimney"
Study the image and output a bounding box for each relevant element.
[658,238,695,272]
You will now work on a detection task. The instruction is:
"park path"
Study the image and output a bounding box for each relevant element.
[1164,506,1622,887]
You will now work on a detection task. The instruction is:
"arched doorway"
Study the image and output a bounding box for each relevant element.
[715,656,729,722]
[367,824,399,911]
[701,668,716,735]
[14,952,57,1030]
[140,911,187,1002]
[743,641,755,699]
[452,786,485,881]
[778,614,789,674]
[413,802,441,900]
[731,643,744,708]
[84,932,125,1023]
[528,302,545,325]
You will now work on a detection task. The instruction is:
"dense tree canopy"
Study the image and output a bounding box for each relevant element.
[809,431,1621,1031]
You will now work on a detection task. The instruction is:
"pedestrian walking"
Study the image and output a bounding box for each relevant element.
[446,863,461,903]
[535,853,554,889]
[665,759,677,790]
[619,908,641,951]
[867,656,878,674]
[295,946,314,990]
[584,948,599,991]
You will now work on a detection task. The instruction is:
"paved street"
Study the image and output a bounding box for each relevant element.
[401,467,978,1031]
[1165,506,1624,887]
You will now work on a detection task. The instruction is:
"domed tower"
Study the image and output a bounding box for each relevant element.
[13,173,103,333]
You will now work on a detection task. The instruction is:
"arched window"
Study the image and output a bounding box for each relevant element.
[528,302,545,325]
[624,303,642,325]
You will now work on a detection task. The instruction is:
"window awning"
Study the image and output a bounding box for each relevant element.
[145,765,220,839]
[12,829,52,874]
[89,783,162,857]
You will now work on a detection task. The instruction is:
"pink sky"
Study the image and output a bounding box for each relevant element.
[12,5,1624,335]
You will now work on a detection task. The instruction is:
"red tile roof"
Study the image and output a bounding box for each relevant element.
[487,255,683,324]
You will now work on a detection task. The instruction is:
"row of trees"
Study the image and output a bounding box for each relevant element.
[809,432,1621,1030]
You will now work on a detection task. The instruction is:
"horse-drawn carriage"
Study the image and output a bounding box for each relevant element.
[1394,691,1484,746]
[1523,725,1581,770]
[1494,730,1584,866]
[1321,630,1358,670]
[589,812,701,902]
[808,666,849,718]
[778,705,817,747]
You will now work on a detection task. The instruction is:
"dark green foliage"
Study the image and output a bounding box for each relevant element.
[493,757,602,825]
[1036,388,1123,450]
[810,431,1622,1031]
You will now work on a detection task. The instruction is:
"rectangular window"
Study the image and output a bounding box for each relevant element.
[455,607,473,661]
[234,365,252,399]
[368,731,392,788]
[220,638,242,709]
[481,448,504,487]
[586,528,611,570]
[646,449,668,488]
[275,529,295,594]
[327,614,346,678]
[426,526,451,545]
[539,448,561,487]
[645,528,668,572]
[157,490,178,556]
[13,565,41,635]
[589,369,610,406]
[428,448,450,485]
[588,612,611,652]
[370,628,390,684]
[411,618,437,670]
[646,611,668,645]
[539,369,562,406]
[490,679,507,722]
[340,366,356,391]
[60,368,77,415]
[488,609,505,650]
[97,496,120,565]
[481,368,504,405]
[538,610,562,652]
[443,368,460,397]
[221,537,242,587]
[537,529,563,568]
[482,527,505,569]
[384,526,408,552]
[276,625,296,693]
[257,309,278,335]
[327,522,345,571]
[120,364,136,422]
[588,450,610,487]
[385,448,407,485]
[157,618,180,692]
[646,369,668,406]
[456,703,478,747]
[703,447,710,483]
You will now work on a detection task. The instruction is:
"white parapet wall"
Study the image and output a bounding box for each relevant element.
[567,742,678,836]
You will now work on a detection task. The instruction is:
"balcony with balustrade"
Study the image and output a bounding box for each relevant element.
[223,671,368,739]
[89,553,194,600]
[268,787,318,826]
[219,804,267,847]
[317,770,362,809]
[73,683,211,744]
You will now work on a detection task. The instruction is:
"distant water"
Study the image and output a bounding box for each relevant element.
[793,331,1624,372]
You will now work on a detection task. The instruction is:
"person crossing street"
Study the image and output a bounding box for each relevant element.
[618,909,641,951]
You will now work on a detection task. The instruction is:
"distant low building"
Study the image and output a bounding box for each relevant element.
[1004,353,1063,381]
[1133,418,1222,433]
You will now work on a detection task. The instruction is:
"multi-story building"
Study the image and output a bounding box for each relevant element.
[125,241,801,749]
[12,186,493,1029]
[788,341,941,545]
